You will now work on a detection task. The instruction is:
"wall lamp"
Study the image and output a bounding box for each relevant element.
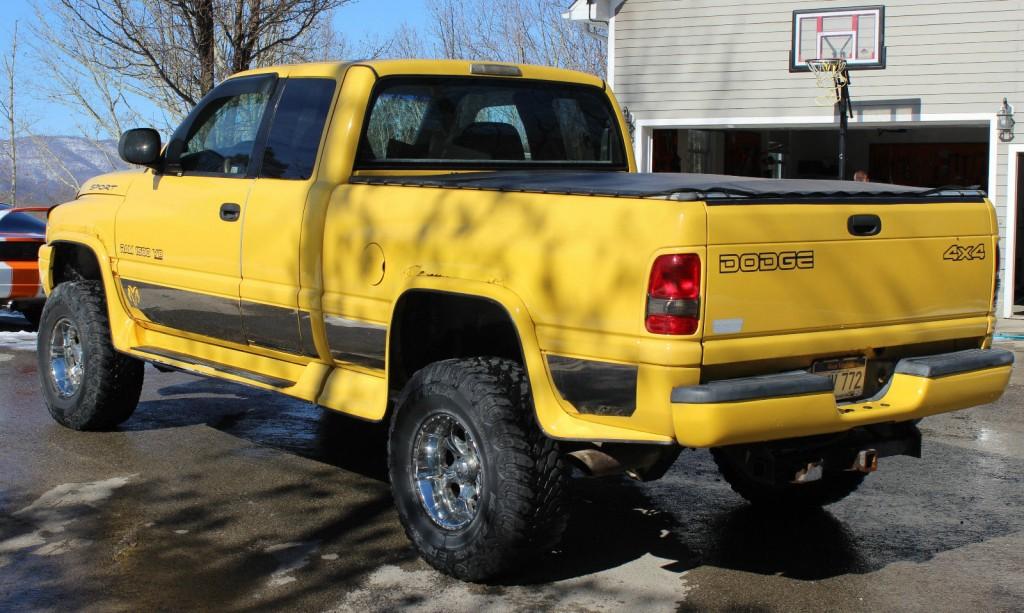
[998,98,1015,142]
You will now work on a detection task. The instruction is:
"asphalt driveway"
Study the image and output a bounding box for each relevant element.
[2,312,1023,611]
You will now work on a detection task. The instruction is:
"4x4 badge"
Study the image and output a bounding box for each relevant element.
[943,243,986,262]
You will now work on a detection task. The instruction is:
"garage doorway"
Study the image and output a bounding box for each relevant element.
[870,143,988,188]
[650,126,989,189]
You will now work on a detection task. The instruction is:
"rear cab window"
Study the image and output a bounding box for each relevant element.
[356,77,627,171]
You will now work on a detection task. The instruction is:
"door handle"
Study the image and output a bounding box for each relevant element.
[848,214,881,236]
[220,202,241,222]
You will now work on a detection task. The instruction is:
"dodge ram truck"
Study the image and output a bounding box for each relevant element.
[36,59,1014,581]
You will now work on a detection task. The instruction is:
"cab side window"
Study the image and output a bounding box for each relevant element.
[179,81,273,177]
[260,79,336,180]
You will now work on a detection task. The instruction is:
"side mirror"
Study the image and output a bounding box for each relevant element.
[118,128,162,169]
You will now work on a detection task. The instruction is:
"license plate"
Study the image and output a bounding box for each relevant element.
[811,357,867,400]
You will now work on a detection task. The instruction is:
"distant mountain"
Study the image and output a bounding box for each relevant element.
[0,136,131,206]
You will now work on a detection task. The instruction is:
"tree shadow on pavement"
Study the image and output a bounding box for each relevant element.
[113,370,1024,590]
[0,464,411,612]
[502,436,1024,586]
[504,474,860,586]
[123,372,389,481]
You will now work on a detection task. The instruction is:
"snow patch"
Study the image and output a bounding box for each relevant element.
[333,554,692,612]
[264,541,321,588]
[34,538,93,556]
[0,330,37,352]
[0,475,135,559]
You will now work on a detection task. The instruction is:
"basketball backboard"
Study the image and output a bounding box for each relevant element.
[790,6,885,72]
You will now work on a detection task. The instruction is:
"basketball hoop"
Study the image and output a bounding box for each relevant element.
[808,59,848,106]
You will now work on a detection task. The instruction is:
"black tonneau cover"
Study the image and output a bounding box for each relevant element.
[349,171,986,203]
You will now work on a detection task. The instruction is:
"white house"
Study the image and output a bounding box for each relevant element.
[566,0,1023,319]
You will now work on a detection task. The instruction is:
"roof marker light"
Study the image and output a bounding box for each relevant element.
[470,63,522,77]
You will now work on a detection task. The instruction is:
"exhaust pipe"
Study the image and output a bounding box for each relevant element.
[790,449,878,484]
[851,449,879,473]
[569,448,626,478]
[568,445,682,481]
[792,461,824,484]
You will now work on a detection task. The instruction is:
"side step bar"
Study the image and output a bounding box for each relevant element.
[133,346,293,389]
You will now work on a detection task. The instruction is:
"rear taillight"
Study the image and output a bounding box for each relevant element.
[646,253,700,335]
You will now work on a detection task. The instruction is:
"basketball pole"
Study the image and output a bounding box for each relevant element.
[836,69,853,180]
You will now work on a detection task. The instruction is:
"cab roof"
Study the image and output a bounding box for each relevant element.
[233,59,605,88]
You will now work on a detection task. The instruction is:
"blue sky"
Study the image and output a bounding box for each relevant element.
[0,0,430,135]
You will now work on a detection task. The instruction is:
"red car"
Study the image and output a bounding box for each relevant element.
[0,204,47,328]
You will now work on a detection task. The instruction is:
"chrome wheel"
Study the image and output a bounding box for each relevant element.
[411,412,483,530]
[48,317,84,398]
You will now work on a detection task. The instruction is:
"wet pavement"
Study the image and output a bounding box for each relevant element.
[2,311,1023,612]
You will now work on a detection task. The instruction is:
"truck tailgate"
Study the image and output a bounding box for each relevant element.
[703,201,995,340]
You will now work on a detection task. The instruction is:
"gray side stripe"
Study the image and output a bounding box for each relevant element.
[240,300,303,355]
[546,355,638,417]
[122,278,318,357]
[298,311,320,358]
[121,279,246,345]
[324,315,386,370]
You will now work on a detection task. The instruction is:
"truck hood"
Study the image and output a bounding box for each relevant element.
[77,169,146,198]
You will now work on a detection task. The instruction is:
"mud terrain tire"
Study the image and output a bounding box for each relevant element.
[388,357,568,581]
[37,281,144,430]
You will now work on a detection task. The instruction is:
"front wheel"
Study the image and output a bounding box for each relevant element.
[37,281,144,430]
[388,357,568,581]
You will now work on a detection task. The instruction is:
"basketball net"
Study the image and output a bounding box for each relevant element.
[808,59,848,106]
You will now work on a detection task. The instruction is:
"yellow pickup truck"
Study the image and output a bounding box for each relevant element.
[36,59,1013,580]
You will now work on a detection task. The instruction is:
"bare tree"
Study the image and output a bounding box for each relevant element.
[427,0,470,61]
[303,17,394,64]
[0,22,18,204]
[420,0,607,78]
[36,0,353,124]
[31,7,148,141]
[385,23,425,60]
[26,135,88,199]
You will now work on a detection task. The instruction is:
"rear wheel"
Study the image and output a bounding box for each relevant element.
[712,447,866,508]
[388,357,568,581]
[37,281,144,430]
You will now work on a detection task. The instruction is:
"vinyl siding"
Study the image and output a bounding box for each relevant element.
[612,0,1023,118]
